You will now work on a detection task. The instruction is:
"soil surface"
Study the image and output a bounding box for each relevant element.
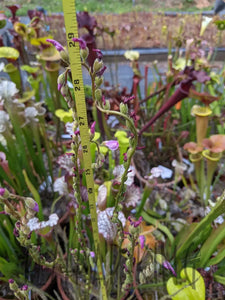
[47,11,225,51]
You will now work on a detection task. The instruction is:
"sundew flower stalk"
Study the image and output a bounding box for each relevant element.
[57,38,106,296]
[83,51,138,213]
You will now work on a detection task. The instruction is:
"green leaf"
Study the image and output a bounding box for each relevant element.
[0,47,19,60]
[167,268,205,300]
[170,223,211,260]
[17,90,36,102]
[141,211,174,245]
[114,130,130,164]
[175,190,225,259]
[0,258,21,278]
[198,221,225,267]
[0,219,18,260]
[55,109,73,123]
[207,244,225,266]
[114,130,129,146]
[213,274,225,285]
[21,65,39,73]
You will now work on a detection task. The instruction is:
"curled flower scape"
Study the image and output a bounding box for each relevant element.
[27,213,59,231]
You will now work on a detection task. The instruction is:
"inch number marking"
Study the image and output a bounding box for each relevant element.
[73,79,80,91]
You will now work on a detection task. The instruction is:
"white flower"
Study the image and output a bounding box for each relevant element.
[113,165,135,186]
[22,103,46,127]
[65,122,74,135]
[97,207,126,241]
[124,184,141,208]
[12,99,25,109]
[182,158,194,174]
[57,154,74,175]
[0,80,18,101]
[171,218,187,232]
[159,198,167,210]
[124,50,140,61]
[200,16,212,36]
[97,184,107,209]
[157,165,173,179]
[53,176,68,195]
[39,175,53,193]
[172,159,187,174]
[149,167,163,179]
[149,165,173,180]
[25,107,39,120]
[27,213,59,231]
[0,134,6,147]
[0,62,5,72]
[0,111,10,133]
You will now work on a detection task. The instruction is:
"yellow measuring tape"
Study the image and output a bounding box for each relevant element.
[62,1,107,298]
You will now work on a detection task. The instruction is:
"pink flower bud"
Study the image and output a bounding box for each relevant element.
[0,188,5,196]
[93,49,103,59]
[21,285,28,291]
[139,235,145,249]
[103,140,119,151]
[90,251,95,258]
[72,38,87,49]
[162,261,177,276]
[46,39,64,52]
[90,121,96,135]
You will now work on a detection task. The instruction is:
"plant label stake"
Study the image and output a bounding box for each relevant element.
[62,1,107,298]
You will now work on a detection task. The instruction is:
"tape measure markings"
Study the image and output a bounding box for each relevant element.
[62,0,107,299]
